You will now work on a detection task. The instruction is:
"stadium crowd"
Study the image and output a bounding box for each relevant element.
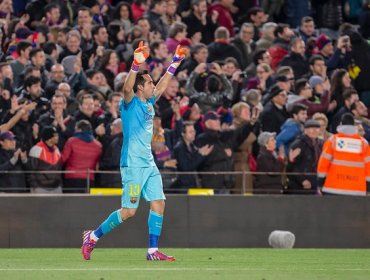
[0,0,370,194]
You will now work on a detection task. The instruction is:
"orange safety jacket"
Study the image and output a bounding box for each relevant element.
[317,128,370,196]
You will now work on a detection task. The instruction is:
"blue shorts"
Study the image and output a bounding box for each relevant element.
[120,166,165,208]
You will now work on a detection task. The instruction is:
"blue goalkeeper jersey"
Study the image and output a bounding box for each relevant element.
[120,95,156,167]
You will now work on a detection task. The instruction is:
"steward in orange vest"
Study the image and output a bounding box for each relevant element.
[317,113,370,196]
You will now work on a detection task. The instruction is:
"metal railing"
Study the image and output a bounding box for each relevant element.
[0,169,320,194]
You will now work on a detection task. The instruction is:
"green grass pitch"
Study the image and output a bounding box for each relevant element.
[1,248,370,280]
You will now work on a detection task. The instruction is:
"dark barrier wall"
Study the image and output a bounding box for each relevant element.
[0,195,370,248]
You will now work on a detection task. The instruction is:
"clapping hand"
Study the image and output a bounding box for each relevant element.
[199,144,214,156]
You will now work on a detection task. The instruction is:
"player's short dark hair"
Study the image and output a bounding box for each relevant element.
[76,119,93,132]
[43,42,57,55]
[150,0,165,10]
[301,16,314,25]
[85,69,100,79]
[253,49,267,65]
[182,121,194,134]
[341,113,355,125]
[134,70,149,92]
[309,54,324,66]
[16,40,32,54]
[343,88,358,101]
[295,78,309,95]
[78,93,94,105]
[29,48,43,59]
[108,92,121,102]
[190,43,207,58]
[24,76,41,88]
[274,23,290,38]
[291,103,308,116]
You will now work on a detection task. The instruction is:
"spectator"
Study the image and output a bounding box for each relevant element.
[44,64,66,99]
[297,16,318,43]
[112,2,134,32]
[316,34,352,74]
[312,112,332,141]
[10,40,32,89]
[276,103,308,155]
[62,120,102,193]
[208,0,235,37]
[306,55,327,80]
[97,49,125,91]
[27,48,48,89]
[331,89,359,132]
[196,110,257,193]
[156,77,179,129]
[231,22,256,70]
[165,22,188,54]
[268,23,294,71]
[176,43,208,86]
[69,94,105,135]
[286,119,323,194]
[351,100,370,141]
[172,122,213,192]
[230,102,258,193]
[98,118,123,188]
[245,48,272,78]
[17,76,49,121]
[207,26,242,63]
[27,126,63,193]
[255,131,285,194]
[318,113,370,196]
[256,22,277,51]
[182,0,218,45]
[145,0,169,39]
[348,31,370,106]
[330,68,352,110]
[38,93,74,150]
[287,78,331,117]
[186,62,233,113]
[131,0,150,22]
[0,131,28,193]
[279,37,309,80]
[260,85,289,133]
[246,7,267,41]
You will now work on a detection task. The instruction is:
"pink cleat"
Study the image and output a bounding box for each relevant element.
[81,230,96,260]
[146,250,176,261]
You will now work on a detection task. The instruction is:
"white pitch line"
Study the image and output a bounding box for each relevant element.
[0,268,370,272]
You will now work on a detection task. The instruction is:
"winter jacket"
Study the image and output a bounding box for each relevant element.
[276,119,303,154]
[255,147,285,194]
[27,141,62,190]
[286,135,323,194]
[0,148,28,192]
[62,133,102,180]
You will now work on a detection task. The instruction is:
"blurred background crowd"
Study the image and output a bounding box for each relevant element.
[0,0,370,194]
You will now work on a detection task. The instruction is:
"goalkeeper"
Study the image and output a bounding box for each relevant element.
[81,41,188,261]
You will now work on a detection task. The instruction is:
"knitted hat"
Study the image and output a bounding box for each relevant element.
[15,28,34,40]
[316,34,331,50]
[204,111,220,122]
[0,131,16,141]
[309,75,324,88]
[269,84,285,99]
[41,126,58,141]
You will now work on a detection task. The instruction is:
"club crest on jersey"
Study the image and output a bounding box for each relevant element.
[148,105,152,112]
[130,197,138,204]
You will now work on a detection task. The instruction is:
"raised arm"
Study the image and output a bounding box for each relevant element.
[154,45,188,101]
[122,41,150,103]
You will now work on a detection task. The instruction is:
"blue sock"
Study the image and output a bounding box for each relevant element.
[94,209,123,238]
[148,210,163,249]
